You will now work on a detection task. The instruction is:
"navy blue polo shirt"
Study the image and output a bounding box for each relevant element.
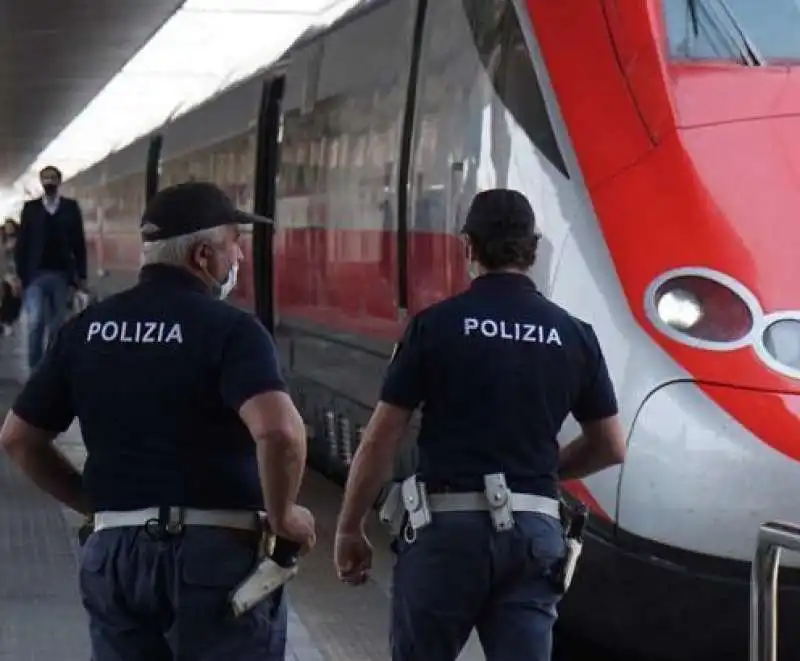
[12,264,286,512]
[381,272,618,498]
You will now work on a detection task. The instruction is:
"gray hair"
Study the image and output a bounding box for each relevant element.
[140,226,227,267]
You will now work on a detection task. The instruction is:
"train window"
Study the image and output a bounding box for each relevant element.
[410,0,568,234]
[663,0,800,64]
[464,0,566,175]
[405,0,579,307]
[275,0,417,321]
[301,41,323,116]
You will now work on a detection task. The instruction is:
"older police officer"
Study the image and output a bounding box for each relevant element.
[0,181,315,661]
[334,189,627,661]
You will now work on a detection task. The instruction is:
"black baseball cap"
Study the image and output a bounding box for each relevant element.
[462,188,538,240]
[140,181,271,242]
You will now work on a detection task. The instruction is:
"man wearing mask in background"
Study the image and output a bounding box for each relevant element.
[15,165,88,372]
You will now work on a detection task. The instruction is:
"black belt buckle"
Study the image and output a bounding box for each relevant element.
[145,506,185,541]
[163,506,185,535]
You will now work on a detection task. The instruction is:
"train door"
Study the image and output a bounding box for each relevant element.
[252,76,285,334]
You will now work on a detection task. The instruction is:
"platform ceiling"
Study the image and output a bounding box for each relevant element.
[0,0,185,186]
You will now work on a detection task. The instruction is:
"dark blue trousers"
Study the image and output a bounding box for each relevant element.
[391,511,565,661]
[79,526,287,661]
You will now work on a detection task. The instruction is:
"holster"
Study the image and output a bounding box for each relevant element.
[400,475,431,535]
[551,499,588,594]
[378,482,406,537]
[379,476,431,549]
[257,512,273,559]
[483,473,514,532]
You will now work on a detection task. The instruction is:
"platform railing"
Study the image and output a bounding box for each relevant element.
[750,521,800,661]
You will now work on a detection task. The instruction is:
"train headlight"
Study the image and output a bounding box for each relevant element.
[763,320,800,368]
[646,268,759,350]
[758,316,800,378]
[656,288,703,330]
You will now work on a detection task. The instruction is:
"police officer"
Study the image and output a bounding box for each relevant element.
[334,188,626,661]
[0,181,315,661]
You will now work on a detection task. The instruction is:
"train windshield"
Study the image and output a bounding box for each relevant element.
[663,0,800,65]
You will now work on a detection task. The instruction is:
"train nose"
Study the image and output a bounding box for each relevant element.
[677,114,800,320]
[617,380,800,566]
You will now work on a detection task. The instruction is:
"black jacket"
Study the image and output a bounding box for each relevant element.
[15,197,88,287]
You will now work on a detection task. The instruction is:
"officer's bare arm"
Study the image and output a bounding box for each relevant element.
[0,411,91,515]
[558,415,626,480]
[238,391,307,532]
[337,402,412,534]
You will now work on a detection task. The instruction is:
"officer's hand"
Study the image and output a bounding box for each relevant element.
[273,504,316,556]
[334,531,373,586]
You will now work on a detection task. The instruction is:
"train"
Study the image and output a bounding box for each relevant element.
[57,0,800,659]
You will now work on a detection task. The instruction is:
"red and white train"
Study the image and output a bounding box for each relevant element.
[61,1,800,658]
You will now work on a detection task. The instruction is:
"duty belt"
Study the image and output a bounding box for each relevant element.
[428,492,560,519]
[94,507,263,533]
[379,473,562,540]
[378,473,589,595]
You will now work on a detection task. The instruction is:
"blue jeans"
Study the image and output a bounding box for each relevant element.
[79,526,287,661]
[23,270,71,370]
[391,511,566,661]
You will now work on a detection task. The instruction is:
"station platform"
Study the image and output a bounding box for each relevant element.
[0,330,488,661]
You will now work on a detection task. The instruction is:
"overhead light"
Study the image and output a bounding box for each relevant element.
[13,0,361,191]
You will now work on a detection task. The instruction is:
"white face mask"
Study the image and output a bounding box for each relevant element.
[219,262,239,300]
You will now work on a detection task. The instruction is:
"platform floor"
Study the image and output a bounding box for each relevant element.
[0,329,489,660]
